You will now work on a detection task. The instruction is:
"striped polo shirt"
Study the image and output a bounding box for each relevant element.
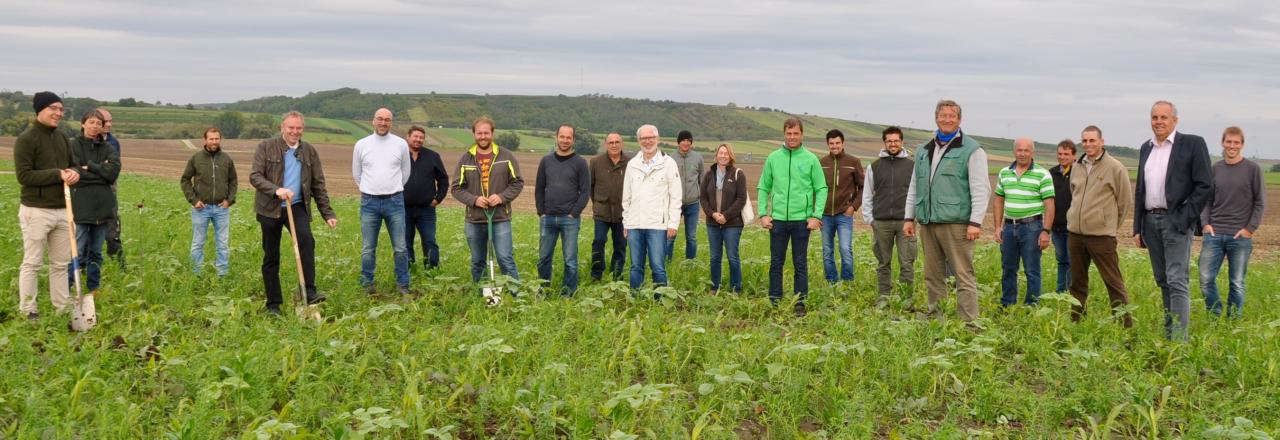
[994,162,1055,219]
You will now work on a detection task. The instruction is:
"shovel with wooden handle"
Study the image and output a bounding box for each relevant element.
[284,202,322,322]
[65,184,96,332]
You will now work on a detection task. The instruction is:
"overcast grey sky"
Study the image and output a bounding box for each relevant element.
[3,0,1278,157]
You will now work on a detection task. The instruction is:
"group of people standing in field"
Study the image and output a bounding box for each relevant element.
[13,92,1265,340]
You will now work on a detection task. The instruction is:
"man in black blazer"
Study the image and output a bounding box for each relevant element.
[1134,100,1213,341]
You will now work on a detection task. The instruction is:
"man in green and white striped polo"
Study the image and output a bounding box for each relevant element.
[993,138,1055,307]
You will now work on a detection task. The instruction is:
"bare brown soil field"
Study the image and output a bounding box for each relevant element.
[3,136,1277,255]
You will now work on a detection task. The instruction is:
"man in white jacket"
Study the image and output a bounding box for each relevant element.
[622,124,682,291]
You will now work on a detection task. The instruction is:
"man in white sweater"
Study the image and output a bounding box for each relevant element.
[353,108,413,295]
[621,124,682,291]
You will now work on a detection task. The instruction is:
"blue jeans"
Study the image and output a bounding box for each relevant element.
[820,214,855,282]
[628,229,668,289]
[1199,234,1252,318]
[465,220,519,283]
[191,205,231,276]
[405,205,439,269]
[707,224,743,292]
[999,219,1044,306]
[70,222,109,291]
[359,193,409,288]
[665,202,700,260]
[1051,229,1070,292]
[590,219,626,281]
[1144,213,1193,341]
[538,215,581,296]
[769,220,811,303]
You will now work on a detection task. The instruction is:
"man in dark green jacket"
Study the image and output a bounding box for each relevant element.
[757,118,828,316]
[903,100,991,322]
[14,92,79,320]
[182,127,238,276]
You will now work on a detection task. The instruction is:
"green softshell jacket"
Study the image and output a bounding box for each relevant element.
[756,145,828,221]
[13,123,74,209]
[182,148,238,206]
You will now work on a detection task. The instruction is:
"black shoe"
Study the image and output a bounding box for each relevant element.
[265,305,282,315]
[794,303,808,317]
[364,284,377,295]
[306,292,327,305]
[27,312,39,322]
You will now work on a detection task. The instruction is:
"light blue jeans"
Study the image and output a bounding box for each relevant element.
[1199,233,1252,318]
[465,220,519,283]
[191,205,230,276]
[820,214,855,282]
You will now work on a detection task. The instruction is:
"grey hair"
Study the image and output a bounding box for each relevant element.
[1151,100,1177,117]
[281,110,305,122]
[636,124,659,139]
[935,99,962,119]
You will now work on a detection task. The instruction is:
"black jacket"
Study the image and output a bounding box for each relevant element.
[405,148,449,208]
[1134,132,1213,236]
[1048,164,1072,231]
[181,147,238,206]
[699,164,748,227]
[13,123,74,209]
[69,135,121,224]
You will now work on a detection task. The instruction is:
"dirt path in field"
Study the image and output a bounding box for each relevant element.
[3,135,1278,255]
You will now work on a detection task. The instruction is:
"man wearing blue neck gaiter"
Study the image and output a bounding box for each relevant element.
[903,100,990,322]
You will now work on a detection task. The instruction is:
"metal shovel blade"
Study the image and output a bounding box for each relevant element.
[70,294,97,332]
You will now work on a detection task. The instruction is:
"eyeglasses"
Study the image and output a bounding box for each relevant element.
[374,117,392,123]
[639,136,658,141]
[46,105,65,113]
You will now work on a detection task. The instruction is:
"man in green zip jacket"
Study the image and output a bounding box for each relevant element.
[14,92,80,321]
[903,100,991,322]
[181,127,238,276]
[758,118,828,316]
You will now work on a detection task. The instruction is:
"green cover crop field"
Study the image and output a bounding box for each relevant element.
[1,167,1278,438]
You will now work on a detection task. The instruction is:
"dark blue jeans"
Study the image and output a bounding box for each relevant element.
[405,205,439,269]
[190,205,231,276]
[70,222,109,291]
[359,193,409,288]
[768,220,811,304]
[538,215,581,296]
[628,229,668,289]
[1000,219,1043,306]
[820,214,855,282]
[665,202,700,260]
[1051,229,1070,292]
[591,219,625,281]
[706,224,742,292]
[1199,233,1252,318]
[1144,213,1192,341]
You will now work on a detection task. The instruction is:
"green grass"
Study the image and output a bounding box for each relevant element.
[1,168,1278,438]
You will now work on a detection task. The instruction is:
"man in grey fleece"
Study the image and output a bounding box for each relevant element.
[1198,126,1265,319]
[666,130,703,261]
[535,125,591,296]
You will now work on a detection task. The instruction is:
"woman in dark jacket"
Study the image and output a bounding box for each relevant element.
[68,110,121,294]
[699,143,748,294]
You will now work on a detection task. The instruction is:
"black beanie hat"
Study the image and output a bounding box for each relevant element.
[677,130,693,143]
[33,91,62,114]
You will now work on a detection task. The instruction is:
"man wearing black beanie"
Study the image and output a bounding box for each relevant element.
[14,91,82,321]
[666,130,703,261]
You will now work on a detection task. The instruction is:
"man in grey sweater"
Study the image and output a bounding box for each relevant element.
[666,130,703,261]
[535,125,591,296]
[1198,126,1265,319]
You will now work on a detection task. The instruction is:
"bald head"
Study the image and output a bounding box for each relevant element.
[373,108,393,136]
[1013,137,1035,167]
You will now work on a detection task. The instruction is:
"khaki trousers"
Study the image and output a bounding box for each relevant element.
[872,219,916,301]
[18,205,72,314]
[919,223,978,321]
